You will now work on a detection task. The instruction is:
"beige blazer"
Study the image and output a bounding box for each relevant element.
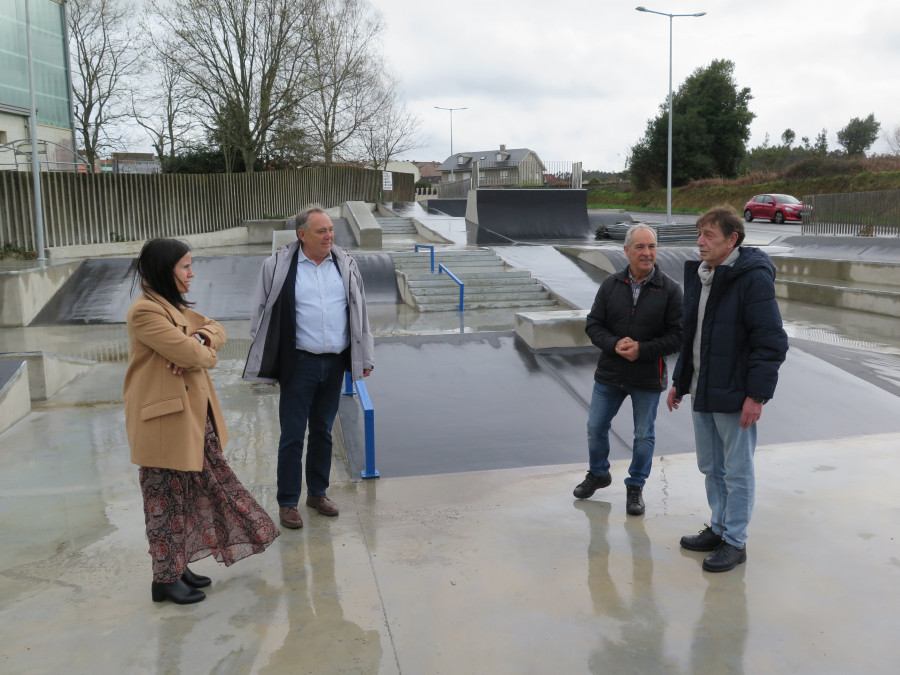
[123,290,229,471]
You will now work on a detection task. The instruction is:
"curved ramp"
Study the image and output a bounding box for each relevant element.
[467,189,592,244]
[31,251,401,325]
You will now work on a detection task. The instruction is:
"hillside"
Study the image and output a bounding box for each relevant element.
[587,170,900,214]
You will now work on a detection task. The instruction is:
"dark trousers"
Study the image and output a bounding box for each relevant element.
[277,350,345,507]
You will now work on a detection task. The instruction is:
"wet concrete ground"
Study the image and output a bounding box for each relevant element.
[2,219,900,673]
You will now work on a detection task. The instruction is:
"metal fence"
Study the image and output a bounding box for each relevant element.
[436,178,472,199]
[802,190,900,236]
[0,166,414,250]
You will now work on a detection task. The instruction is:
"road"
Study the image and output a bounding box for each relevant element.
[622,210,802,241]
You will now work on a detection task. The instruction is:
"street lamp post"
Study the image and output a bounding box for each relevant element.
[635,6,705,225]
[435,106,466,181]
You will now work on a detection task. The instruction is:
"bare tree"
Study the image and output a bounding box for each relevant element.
[67,0,139,171]
[299,0,390,164]
[355,82,424,170]
[149,0,316,173]
[130,36,195,167]
[882,124,900,156]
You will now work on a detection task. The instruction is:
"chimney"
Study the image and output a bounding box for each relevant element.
[500,144,506,151]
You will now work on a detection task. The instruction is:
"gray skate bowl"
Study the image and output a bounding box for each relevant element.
[31,252,402,325]
[466,189,592,244]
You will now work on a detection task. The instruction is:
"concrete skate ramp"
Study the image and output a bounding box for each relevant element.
[468,189,592,244]
[341,331,900,479]
[426,198,467,217]
[350,252,402,304]
[31,252,400,325]
[578,247,699,285]
[332,217,358,249]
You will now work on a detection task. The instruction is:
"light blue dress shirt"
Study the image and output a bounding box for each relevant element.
[294,250,350,354]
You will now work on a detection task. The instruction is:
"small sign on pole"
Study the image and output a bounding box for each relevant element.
[382,171,393,191]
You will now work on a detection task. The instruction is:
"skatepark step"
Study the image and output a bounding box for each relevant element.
[390,249,559,312]
[376,217,417,234]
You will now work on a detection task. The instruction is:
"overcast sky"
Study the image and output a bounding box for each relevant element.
[374,0,900,171]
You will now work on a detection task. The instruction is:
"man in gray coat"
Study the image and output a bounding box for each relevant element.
[243,205,374,530]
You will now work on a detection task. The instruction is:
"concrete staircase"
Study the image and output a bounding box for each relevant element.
[772,256,900,317]
[377,216,417,235]
[390,249,558,312]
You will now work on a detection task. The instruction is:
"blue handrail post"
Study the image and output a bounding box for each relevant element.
[355,380,379,478]
[439,263,465,311]
[414,244,435,273]
[342,372,354,395]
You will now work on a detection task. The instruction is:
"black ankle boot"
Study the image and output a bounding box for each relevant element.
[151,579,206,604]
[182,567,212,589]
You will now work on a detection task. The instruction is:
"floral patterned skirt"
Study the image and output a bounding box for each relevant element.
[139,416,280,583]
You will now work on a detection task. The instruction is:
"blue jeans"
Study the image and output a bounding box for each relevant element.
[691,410,757,547]
[587,381,661,488]
[277,351,345,507]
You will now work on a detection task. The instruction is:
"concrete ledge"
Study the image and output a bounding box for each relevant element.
[0,352,95,401]
[0,360,31,434]
[775,280,900,317]
[410,219,454,245]
[0,261,81,327]
[244,219,291,244]
[773,257,900,287]
[46,227,251,260]
[344,201,382,249]
[515,309,590,349]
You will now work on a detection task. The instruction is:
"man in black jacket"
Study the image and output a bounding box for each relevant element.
[666,206,788,572]
[574,224,683,515]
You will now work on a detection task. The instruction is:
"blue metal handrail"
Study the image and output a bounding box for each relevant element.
[439,263,465,311]
[414,244,435,273]
[342,373,379,478]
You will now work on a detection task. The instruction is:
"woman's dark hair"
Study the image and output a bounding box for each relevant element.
[131,238,193,308]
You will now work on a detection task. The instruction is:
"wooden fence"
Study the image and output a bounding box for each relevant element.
[802,189,900,236]
[0,166,414,250]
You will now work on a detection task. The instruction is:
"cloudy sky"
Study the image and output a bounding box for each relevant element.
[374,0,900,171]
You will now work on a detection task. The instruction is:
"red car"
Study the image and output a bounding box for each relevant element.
[743,194,805,224]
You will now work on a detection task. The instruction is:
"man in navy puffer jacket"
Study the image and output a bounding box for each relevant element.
[574,224,683,516]
[667,206,788,572]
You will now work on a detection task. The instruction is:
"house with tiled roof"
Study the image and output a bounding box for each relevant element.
[436,145,546,186]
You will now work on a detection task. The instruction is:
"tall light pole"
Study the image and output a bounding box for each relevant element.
[635,6,705,225]
[435,106,466,181]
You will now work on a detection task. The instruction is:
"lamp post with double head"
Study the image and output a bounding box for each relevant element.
[435,106,466,181]
[635,6,706,225]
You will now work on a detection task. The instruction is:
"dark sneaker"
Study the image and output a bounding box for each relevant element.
[703,542,747,573]
[625,485,645,515]
[680,525,723,552]
[573,471,612,499]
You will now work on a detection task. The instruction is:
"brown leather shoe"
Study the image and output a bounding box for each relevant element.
[306,494,339,516]
[279,506,303,529]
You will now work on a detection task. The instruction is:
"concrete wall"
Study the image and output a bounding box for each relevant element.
[0,261,81,327]
[0,352,95,401]
[46,226,251,260]
[0,360,31,435]
[773,257,900,286]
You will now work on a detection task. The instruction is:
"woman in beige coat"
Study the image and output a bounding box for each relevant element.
[124,238,279,605]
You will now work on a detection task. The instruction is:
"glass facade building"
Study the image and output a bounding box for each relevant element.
[0,0,72,132]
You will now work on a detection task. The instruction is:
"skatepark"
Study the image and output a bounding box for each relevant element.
[1,191,899,673]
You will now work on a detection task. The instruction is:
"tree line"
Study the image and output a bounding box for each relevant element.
[627,59,896,190]
[68,0,423,174]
